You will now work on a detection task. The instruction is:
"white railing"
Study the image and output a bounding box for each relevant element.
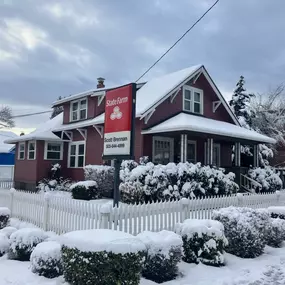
[0,189,284,235]
[0,181,13,189]
[240,174,262,193]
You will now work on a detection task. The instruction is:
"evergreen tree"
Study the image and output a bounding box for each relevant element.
[229,76,255,128]
[50,96,63,119]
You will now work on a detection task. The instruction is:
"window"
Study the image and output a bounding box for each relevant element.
[28,141,36,160]
[70,98,87,121]
[183,86,203,114]
[18,142,25,160]
[152,136,174,164]
[68,142,85,168]
[44,142,63,160]
[187,140,196,163]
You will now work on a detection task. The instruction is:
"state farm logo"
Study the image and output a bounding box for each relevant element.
[110,106,122,120]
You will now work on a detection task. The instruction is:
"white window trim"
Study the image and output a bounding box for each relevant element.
[213,143,221,167]
[27,141,36,160]
[70,98,88,122]
[152,136,174,163]
[44,141,63,160]
[183,86,204,115]
[68,141,86,168]
[187,140,197,163]
[18,142,25,160]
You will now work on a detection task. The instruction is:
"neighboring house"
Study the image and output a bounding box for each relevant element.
[5,65,275,190]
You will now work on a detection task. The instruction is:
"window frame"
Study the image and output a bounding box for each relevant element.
[70,98,88,122]
[187,140,197,163]
[44,142,63,160]
[152,136,174,164]
[183,86,204,115]
[18,142,25,160]
[27,141,36,160]
[68,141,86,168]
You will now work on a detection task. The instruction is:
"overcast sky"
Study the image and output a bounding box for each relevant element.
[1,0,285,134]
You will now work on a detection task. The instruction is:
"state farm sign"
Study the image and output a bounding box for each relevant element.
[103,83,136,158]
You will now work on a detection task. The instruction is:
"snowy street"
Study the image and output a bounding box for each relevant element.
[0,245,285,285]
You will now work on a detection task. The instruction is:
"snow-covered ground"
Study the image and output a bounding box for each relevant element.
[0,245,285,284]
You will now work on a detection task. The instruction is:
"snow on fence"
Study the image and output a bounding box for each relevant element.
[0,189,284,235]
[0,180,13,189]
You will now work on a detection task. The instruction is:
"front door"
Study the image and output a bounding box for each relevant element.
[213,143,221,167]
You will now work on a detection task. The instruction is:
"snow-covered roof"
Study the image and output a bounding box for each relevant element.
[4,113,64,144]
[0,131,18,152]
[142,113,275,144]
[52,112,104,132]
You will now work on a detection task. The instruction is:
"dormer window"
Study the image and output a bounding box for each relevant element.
[70,98,87,121]
[183,86,203,115]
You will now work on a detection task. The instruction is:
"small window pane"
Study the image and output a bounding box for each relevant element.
[80,109,86,119]
[78,156,84,167]
[28,152,35,160]
[70,145,76,155]
[187,142,196,163]
[19,152,24,159]
[184,89,191,100]
[78,144,85,155]
[47,152,61,160]
[184,100,191,111]
[29,143,35,151]
[48,143,61,152]
[72,102,78,111]
[80,100,87,108]
[194,92,201,102]
[70,156,76,167]
[20,144,25,151]
[72,111,78,121]
[194,102,200,113]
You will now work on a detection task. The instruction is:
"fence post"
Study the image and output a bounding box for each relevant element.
[9,188,15,216]
[237,193,243,207]
[43,193,51,231]
[276,190,281,205]
[181,198,189,222]
[100,204,112,229]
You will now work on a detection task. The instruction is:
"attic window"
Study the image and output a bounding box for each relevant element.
[183,86,203,115]
[70,98,87,122]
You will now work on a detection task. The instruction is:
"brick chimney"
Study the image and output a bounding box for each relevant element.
[97,77,105,89]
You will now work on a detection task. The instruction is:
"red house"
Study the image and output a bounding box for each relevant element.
[6,65,275,190]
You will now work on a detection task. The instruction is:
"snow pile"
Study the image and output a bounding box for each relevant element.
[175,219,227,266]
[84,165,114,198]
[213,206,270,258]
[0,233,9,256]
[70,180,97,190]
[9,228,47,261]
[0,207,10,229]
[120,161,239,204]
[30,241,63,278]
[137,230,182,283]
[268,206,285,219]
[70,180,99,200]
[266,218,285,248]
[248,167,283,192]
[0,226,17,238]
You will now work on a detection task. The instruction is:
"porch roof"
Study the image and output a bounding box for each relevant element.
[141,113,275,144]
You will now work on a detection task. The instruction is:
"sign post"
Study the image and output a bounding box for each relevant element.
[102,83,136,207]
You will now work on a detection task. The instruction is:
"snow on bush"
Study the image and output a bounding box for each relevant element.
[213,206,270,258]
[84,165,114,198]
[9,228,47,261]
[0,233,9,256]
[175,219,227,266]
[61,229,146,285]
[268,206,285,220]
[0,207,10,229]
[0,226,17,238]
[266,218,285,248]
[70,180,99,200]
[248,166,283,192]
[30,241,63,278]
[120,161,239,204]
[137,230,182,283]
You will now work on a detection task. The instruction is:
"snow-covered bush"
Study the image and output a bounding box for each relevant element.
[9,228,47,261]
[70,181,99,200]
[84,165,114,198]
[175,219,227,266]
[0,207,10,229]
[213,206,269,258]
[248,167,282,192]
[0,233,9,256]
[137,230,182,283]
[120,161,239,204]
[0,226,17,238]
[61,229,146,285]
[266,218,285,248]
[268,206,285,220]
[30,241,63,278]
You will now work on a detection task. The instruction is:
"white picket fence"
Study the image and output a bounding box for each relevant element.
[0,189,284,235]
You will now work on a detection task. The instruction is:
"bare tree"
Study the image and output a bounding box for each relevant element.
[0,106,15,128]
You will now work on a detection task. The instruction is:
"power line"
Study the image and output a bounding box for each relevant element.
[135,0,220,83]
[12,110,52,118]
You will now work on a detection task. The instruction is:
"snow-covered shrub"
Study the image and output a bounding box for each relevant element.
[70,181,99,200]
[268,206,285,220]
[0,226,17,238]
[0,233,9,256]
[9,228,47,261]
[84,165,114,198]
[137,230,182,283]
[120,161,239,204]
[175,219,227,266]
[0,207,10,229]
[213,206,270,258]
[248,166,282,192]
[30,241,63,278]
[266,218,285,248]
[61,229,146,285]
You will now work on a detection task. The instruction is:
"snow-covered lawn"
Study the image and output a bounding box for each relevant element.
[1,245,285,285]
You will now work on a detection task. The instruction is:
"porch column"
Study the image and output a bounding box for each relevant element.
[207,138,214,165]
[253,144,259,167]
[180,134,187,162]
[235,142,241,167]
